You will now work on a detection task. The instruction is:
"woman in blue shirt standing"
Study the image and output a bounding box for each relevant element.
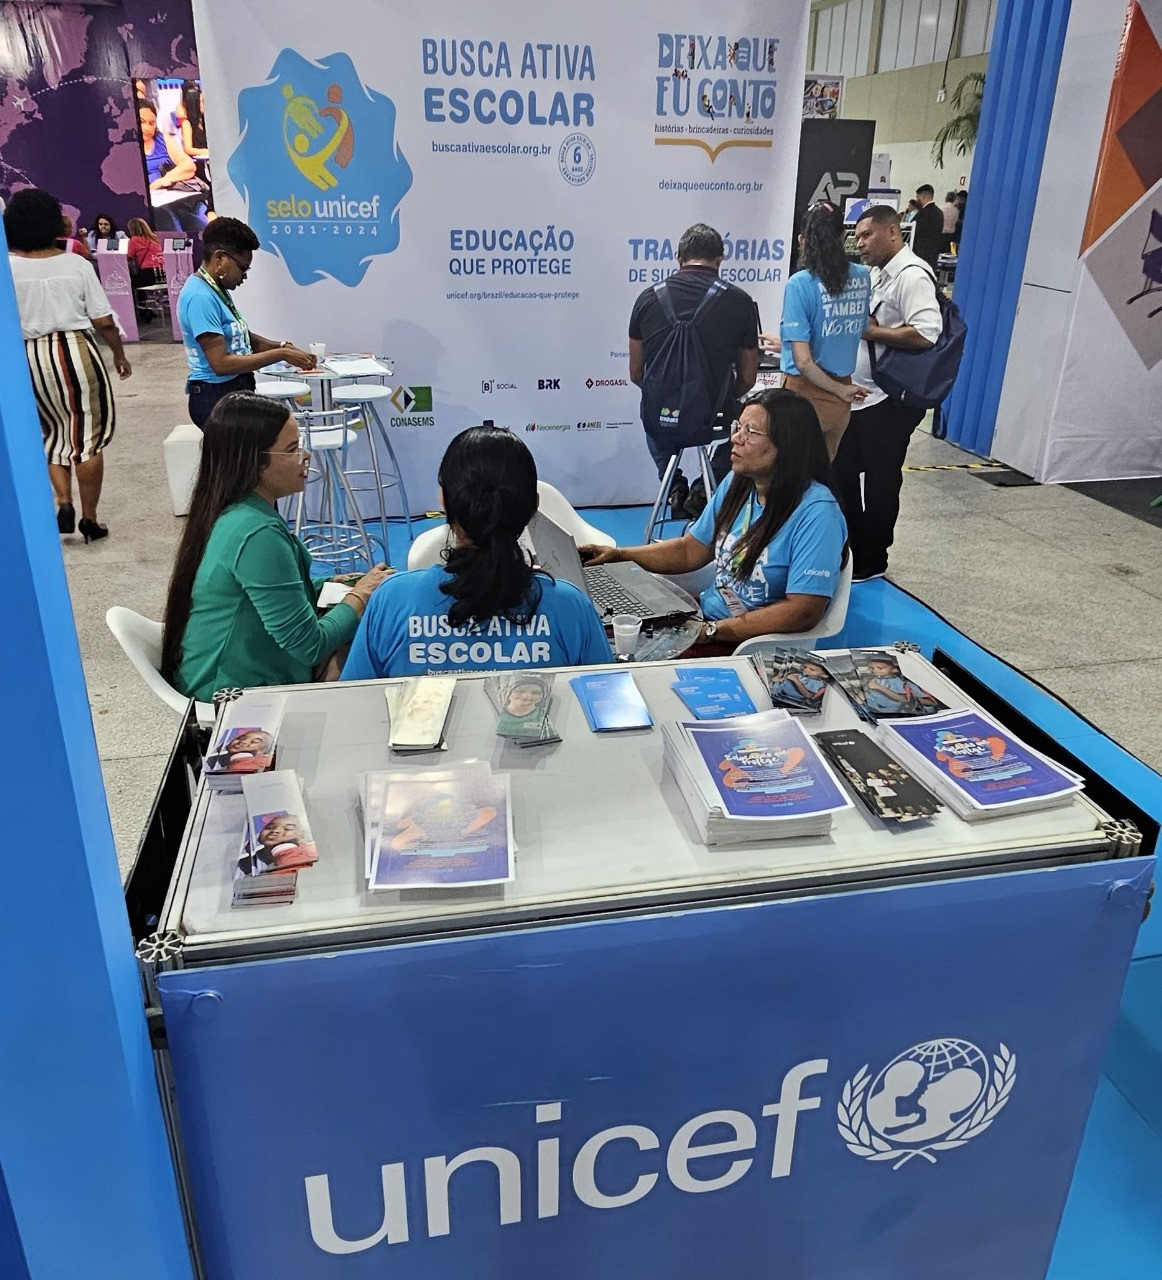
[177,217,316,427]
[581,389,846,651]
[342,426,611,679]
[779,200,872,458]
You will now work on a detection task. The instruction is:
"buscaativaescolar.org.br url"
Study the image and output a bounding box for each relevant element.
[660,177,760,193]
[432,140,551,157]
[446,290,581,302]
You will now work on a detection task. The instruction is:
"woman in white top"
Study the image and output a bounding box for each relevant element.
[5,189,131,541]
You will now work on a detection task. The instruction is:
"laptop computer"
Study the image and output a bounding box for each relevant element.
[527,512,699,625]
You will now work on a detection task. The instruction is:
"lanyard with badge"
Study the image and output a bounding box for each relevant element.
[197,267,250,350]
[718,491,757,617]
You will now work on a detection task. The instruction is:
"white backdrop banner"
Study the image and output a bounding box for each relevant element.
[192,0,810,511]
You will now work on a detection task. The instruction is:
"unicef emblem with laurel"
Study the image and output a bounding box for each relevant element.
[837,1038,1016,1170]
[228,49,413,287]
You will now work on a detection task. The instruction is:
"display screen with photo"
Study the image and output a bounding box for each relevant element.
[135,77,213,234]
[804,74,844,119]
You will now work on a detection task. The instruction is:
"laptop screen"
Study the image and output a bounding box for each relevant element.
[526,512,588,592]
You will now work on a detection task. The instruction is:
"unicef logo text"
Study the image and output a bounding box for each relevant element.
[228,49,413,287]
[838,1038,1016,1170]
[559,132,596,185]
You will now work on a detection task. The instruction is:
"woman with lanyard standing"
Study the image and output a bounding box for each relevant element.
[177,216,316,428]
[580,388,846,652]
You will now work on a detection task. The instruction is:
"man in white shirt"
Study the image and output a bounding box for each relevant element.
[941,190,959,253]
[833,205,943,581]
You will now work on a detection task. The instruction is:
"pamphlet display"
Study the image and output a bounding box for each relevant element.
[671,666,758,720]
[484,673,561,747]
[814,729,941,824]
[662,709,851,844]
[387,676,456,752]
[879,709,1084,821]
[571,670,653,732]
[203,692,286,791]
[232,770,316,906]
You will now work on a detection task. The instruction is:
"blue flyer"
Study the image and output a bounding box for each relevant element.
[672,666,758,720]
[884,711,1079,807]
[570,671,653,732]
[688,715,849,819]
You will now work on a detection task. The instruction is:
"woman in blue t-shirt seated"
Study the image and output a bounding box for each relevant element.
[341,426,612,679]
[581,389,846,651]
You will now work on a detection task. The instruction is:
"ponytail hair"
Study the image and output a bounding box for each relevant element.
[798,200,852,298]
[438,426,542,626]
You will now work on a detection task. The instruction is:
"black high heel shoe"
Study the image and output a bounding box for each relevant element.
[78,518,108,544]
[56,502,75,534]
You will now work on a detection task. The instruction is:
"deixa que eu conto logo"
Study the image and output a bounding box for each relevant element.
[303,1037,1016,1257]
[228,48,413,286]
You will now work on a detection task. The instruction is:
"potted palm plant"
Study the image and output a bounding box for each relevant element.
[932,72,985,168]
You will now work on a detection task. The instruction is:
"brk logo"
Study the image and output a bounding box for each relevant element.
[838,1038,1016,1170]
[228,49,413,286]
[538,378,561,391]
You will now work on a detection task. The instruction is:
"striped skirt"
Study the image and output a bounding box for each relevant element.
[25,330,116,466]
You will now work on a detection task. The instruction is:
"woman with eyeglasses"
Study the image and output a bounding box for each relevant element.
[778,200,872,458]
[580,388,846,650]
[177,216,316,428]
[161,393,392,701]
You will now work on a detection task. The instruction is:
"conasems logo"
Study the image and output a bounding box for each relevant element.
[390,385,435,426]
[228,49,413,286]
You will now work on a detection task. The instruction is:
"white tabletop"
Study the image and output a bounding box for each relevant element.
[162,651,1111,961]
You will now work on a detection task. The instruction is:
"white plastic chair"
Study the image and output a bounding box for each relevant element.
[406,482,615,571]
[105,607,214,725]
[731,558,853,655]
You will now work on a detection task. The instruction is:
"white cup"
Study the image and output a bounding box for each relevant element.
[611,614,642,659]
[309,342,326,363]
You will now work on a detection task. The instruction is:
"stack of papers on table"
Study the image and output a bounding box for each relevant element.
[877,709,1084,821]
[570,670,652,732]
[387,677,456,752]
[203,692,286,792]
[231,769,317,906]
[322,356,387,377]
[662,709,851,845]
[359,762,514,890]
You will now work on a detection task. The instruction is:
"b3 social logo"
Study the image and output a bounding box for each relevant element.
[228,49,413,287]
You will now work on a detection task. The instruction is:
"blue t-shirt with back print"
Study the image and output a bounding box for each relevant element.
[340,564,612,679]
[779,264,872,378]
[689,477,846,621]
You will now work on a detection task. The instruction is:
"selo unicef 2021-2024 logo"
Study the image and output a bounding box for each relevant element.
[228,49,413,287]
[838,1037,1017,1171]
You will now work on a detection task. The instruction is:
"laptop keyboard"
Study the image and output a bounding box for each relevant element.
[582,566,650,617]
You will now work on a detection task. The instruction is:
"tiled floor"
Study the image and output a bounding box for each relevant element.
[58,344,1162,870]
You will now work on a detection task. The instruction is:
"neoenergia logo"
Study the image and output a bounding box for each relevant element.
[228,49,413,286]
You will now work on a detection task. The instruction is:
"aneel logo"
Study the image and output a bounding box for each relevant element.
[303,1038,1018,1257]
[228,49,413,286]
[537,378,561,391]
[576,420,602,431]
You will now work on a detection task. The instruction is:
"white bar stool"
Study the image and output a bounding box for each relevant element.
[642,445,716,543]
[256,379,312,404]
[330,384,415,548]
[288,407,375,573]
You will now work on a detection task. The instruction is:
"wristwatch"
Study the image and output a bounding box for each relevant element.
[702,620,718,642]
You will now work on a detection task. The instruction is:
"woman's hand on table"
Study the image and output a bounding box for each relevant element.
[343,564,394,614]
[577,543,621,566]
[282,346,318,371]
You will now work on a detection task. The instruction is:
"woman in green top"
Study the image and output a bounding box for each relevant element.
[161,393,391,701]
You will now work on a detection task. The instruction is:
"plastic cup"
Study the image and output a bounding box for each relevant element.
[309,342,326,362]
[611,614,642,659]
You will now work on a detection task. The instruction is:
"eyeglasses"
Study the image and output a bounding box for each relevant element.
[221,250,251,275]
[262,438,309,462]
[730,420,767,443]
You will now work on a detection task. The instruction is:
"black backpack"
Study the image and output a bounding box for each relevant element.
[640,279,731,453]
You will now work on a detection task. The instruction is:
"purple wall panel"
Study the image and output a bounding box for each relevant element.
[0,1,197,232]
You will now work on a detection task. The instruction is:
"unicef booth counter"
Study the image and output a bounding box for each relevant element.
[126,582,1159,1280]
